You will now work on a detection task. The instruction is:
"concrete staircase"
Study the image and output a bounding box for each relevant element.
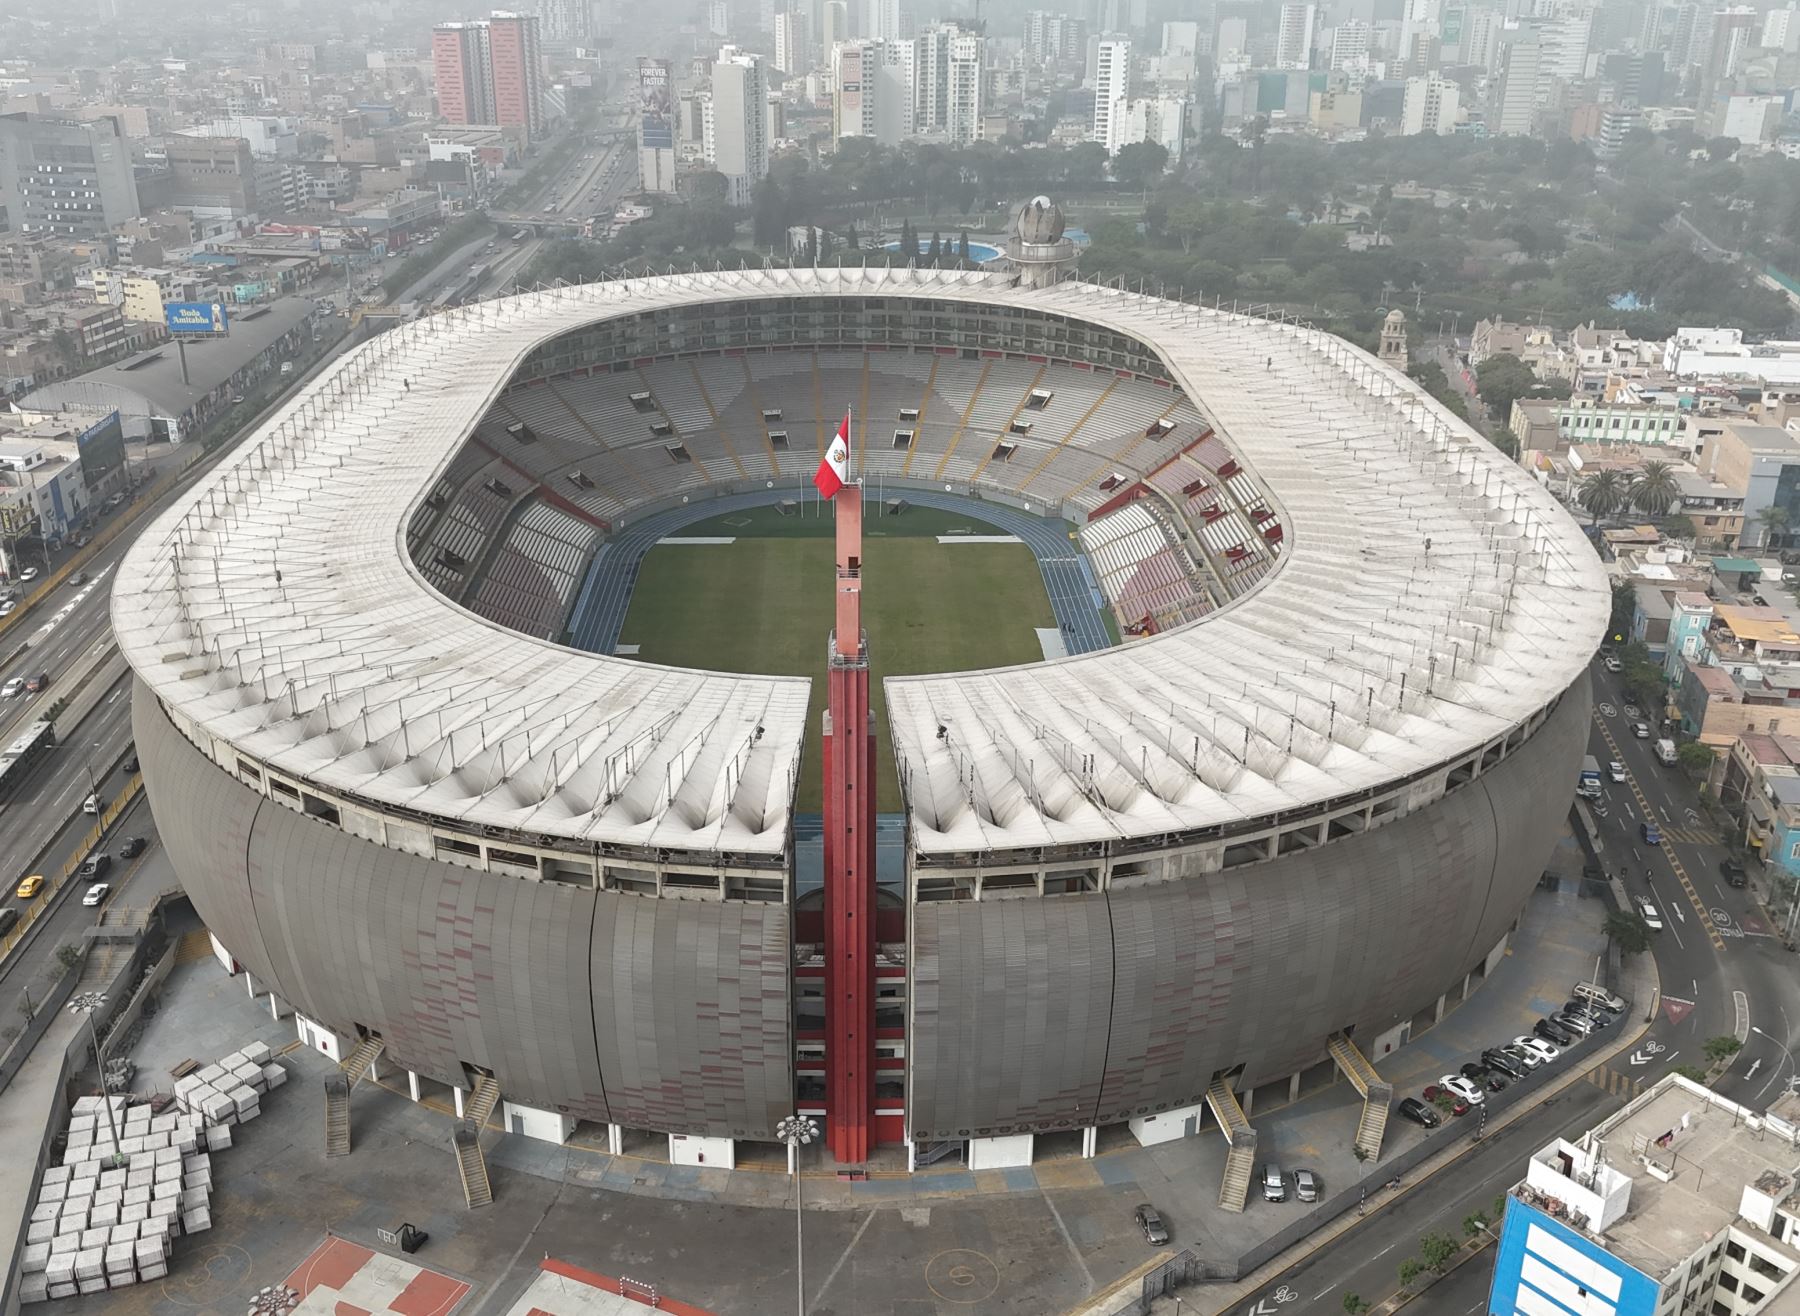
[323,1074,351,1157]
[464,1073,501,1131]
[1204,1076,1258,1214]
[322,1034,385,1158]
[452,1124,493,1208]
[1328,1032,1393,1162]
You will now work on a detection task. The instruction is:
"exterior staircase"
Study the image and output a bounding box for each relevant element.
[464,1073,501,1131]
[322,1033,384,1158]
[452,1124,493,1208]
[1204,1076,1258,1214]
[1328,1032,1393,1162]
[323,1074,350,1157]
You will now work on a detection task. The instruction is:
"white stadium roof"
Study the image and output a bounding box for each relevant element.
[113,267,1607,862]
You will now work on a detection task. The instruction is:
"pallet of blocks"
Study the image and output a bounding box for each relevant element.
[17,1049,284,1301]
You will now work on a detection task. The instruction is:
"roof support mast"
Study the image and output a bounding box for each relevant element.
[822,427,877,1167]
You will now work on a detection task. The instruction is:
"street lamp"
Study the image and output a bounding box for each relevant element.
[68,991,124,1168]
[776,1114,819,1316]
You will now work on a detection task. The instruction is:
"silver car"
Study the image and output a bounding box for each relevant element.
[1261,1164,1286,1202]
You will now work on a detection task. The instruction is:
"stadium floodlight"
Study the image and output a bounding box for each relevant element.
[69,991,125,1167]
[776,1114,819,1316]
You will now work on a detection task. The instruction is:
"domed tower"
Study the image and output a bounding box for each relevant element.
[1379,307,1409,370]
[1006,195,1078,290]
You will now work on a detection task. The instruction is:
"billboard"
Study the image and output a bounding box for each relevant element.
[638,57,673,151]
[77,410,126,492]
[165,302,230,335]
[1490,1198,1660,1316]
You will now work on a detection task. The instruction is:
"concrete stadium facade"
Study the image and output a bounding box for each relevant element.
[117,266,1607,1173]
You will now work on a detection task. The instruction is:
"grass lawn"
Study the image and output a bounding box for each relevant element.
[617,535,1054,811]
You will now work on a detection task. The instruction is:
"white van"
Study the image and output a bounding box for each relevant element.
[1572,982,1626,1014]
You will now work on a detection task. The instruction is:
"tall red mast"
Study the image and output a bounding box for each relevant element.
[820,453,876,1165]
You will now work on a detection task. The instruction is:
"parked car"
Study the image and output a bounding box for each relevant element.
[1572,983,1627,1014]
[1440,1074,1486,1106]
[1483,1048,1526,1079]
[1636,898,1664,930]
[1261,1164,1287,1203]
[1133,1203,1170,1246]
[77,853,110,880]
[1720,859,1748,888]
[1609,761,1627,782]
[1502,1042,1544,1069]
[1459,1062,1490,1083]
[1552,1010,1596,1037]
[81,883,110,907]
[1564,1000,1610,1027]
[1397,1096,1441,1128]
[1516,1035,1560,1062]
[15,874,44,899]
[1535,1019,1576,1047]
[1642,821,1662,845]
[1294,1169,1321,1203]
[0,677,21,699]
[118,836,146,859]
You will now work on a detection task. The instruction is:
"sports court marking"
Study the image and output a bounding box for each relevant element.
[936,535,1022,544]
[282,1235,471,1316]
[656,536,737,545]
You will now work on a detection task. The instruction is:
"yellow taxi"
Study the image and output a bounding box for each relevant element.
[15,874,44,899]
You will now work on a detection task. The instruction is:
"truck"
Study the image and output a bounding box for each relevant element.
[1655,738,1678,766]
[1578,755,1603,798]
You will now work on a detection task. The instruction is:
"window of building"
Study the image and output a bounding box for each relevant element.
[1727,1242,1747,1262]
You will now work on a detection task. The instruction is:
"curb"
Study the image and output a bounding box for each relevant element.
[1192,953,1663,1316]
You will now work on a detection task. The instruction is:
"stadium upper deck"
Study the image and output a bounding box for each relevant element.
[113,266,1606,869]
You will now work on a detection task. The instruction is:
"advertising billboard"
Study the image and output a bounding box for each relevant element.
[638,57,674,151]
[165,302,230,336]
[1489,1198,1660,1316]
[77,410,126,492]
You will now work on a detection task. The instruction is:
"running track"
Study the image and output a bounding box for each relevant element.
[565,489,1112,657]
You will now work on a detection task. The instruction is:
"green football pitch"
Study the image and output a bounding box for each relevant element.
[616,505,1057,811]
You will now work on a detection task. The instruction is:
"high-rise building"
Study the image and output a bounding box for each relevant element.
[1489,24,1543,134]
[913,23,985,144]
[0,113,141,238]
[1696,6,1758,117]
[775,8,811,73]
[486,13,545,142]
[1460,5,1505,71]
[162,134,260,213]
[822,0,849,50]
[866,0,900,41]
[708,0,730,37]
[1106,94,1187,161]
[531,0,591,44]
[433,22,494,126]
[433,13,545,142]
[1275,3,1317,69]
[1328,19,1372,70]
[1092,36,1130,144]
[1538,6,1594,84]
[1761,6,1797,51]
[707,46,768,205]
[1400,73,1460,132]
[1488,1074,1800,1316]
[1024,11,1089,64]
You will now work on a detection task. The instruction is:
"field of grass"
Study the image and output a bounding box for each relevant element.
[617,532,1054,811]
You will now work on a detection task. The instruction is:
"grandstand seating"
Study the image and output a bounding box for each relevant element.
[416,344,1282,646]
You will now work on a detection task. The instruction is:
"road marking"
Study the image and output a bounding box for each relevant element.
[1735,990,1750,1044]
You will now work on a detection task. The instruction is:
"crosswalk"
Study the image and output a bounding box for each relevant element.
[1655,824,1720,846]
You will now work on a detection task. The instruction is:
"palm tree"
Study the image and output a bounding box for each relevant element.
[1628,461,1680,519]
[1579,469,1628,526]
[1757,505,1792,551]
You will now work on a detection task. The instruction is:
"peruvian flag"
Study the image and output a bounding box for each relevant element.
[814,411,851,498]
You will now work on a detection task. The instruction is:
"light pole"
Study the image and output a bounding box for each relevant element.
[776,1114,819,1316]
[68,991,124,1168]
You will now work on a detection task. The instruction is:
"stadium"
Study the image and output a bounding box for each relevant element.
[113,215,1606,1202]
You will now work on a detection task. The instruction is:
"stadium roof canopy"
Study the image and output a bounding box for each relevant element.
[113,267,1606,861]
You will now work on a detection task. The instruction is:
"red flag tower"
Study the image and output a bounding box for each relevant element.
[817,413,875,1165]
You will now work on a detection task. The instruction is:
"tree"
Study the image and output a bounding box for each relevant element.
[1490,425,1521,459]
[1342,1296,1370,1315]
[818,230,834,262]
[1676,741,1715,782]
[1603,908,1655,957]
[1580,469,1630,527]
[1756,505,1791,550]
[957,228,970,262]
[1397,1258,1425,1291]
[1113,140,1171,190]
[844,223,859,250]
[927,231,942,261]
[686,170,729,206]
[1703,1035,1744,1064]
[1629,461,1681,518]
[50,328,79,366]
[1420,1231,1460,1273]
[1463,1210,1491,1239]
[1474,353,1568,421]
[1673,1063,1710,1083]
[1705,136,1740,163]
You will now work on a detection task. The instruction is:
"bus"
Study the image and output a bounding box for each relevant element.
[511,228,529,243]
[0,720,56,803]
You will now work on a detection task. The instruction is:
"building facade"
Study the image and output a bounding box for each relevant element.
[0,113,140,240]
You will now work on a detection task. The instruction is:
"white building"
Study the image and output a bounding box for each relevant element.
[1489,25,1543,135]
[1537,6,1595,84]
[707,0,729,37]
[1762,6,1797,51]
[913,23,985,144]
[531,0,592,44]
[1664,328,1800,387]
[866,0,900,42]
[1329,20,1372,71]
[1460,5,1505,71]
[1276,3,1317,69]
[1400,73,1461,133]
[1721,94,1784,144]
[1107,95,1187,162]
[774,8,811,74]
[822,0,848,50]
[184,116,300,159]
[706,46,769,205]
[1092,37,1131,145]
